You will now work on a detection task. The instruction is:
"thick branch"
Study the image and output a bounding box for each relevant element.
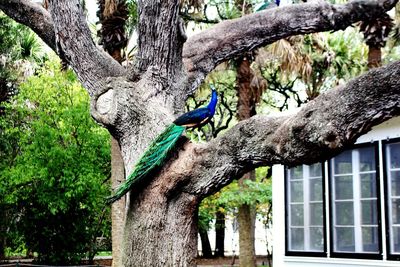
[0,0,56,51]
[47,0,126,96]
[183,0,398,92]
[136,0,184,78]
[165,60,400,198]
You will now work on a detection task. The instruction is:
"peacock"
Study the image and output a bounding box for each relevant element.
[106,85,218,203]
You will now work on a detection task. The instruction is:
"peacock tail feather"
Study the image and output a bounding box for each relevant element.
[106,123,185,204]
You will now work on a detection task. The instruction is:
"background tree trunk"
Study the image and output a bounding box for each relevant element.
[0,212,5,261]
[95,1,128,265]
[199,227,213,258]
[238,201,256,266]
[111,138,125,267]
[236,56,258,267]
[214,208,226,257]
[367,45,382,68]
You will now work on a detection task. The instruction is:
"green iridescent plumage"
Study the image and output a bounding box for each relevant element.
[106,124,185,203]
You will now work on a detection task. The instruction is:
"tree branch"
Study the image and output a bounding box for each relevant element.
[163,59,400,198]
[47,0,126,96]
[0,0,56,51]
[182,0,398,92]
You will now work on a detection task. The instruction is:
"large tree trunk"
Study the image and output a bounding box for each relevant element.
[236,56,258,267]
[121,188,199,266]
[3,1,400,267]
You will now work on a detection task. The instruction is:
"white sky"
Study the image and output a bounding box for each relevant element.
[86,0,99,24]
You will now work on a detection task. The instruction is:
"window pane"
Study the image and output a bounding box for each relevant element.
[290,228,304,250]
[335,201,354,225]
[335,176,353,200]
[310,202,323,225]
[334,150,352,174]
[359,147,376,172]
[389,143,400,169]
[361,173,377,198]
[391,171,400,196]
[309,163,322,177]
[331,144,380,255]
[286,164,325,253]
[290,181,303,202]
[392,226,400,253]
[310,178,322,201]
[392,199,400,225]
[290,204,304,226]
[362,226,379,252]
[290,166,303,180]
[310,227,324,251]
[387,142,400,256]
[362,200,378,225]
[336,227,355,252]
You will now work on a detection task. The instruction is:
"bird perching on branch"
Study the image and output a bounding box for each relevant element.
[106,85,218,204]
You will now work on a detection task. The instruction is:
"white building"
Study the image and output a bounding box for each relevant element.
[273,116,400,267]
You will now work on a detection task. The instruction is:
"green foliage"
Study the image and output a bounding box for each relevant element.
[0,12,45,112]
[209,0,266,19]
[0,60,111,264]
[0,12,44,62]
[217,167,272,212]
[198,167,272,231]
[209,0,242,19]
[316,29,367,88]
[126,0,138,31]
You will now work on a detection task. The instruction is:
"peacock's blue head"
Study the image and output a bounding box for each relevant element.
[208,84,218,115]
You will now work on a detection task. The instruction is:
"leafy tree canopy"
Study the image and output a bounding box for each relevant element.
[0,59,111,264]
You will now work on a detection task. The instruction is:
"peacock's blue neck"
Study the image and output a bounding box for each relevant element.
[208,89,218,115]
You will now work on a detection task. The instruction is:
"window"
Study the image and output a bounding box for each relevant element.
[285,142,384,259]
[329,144,381,258]
[384,139,400,260]
[286,163,325,255]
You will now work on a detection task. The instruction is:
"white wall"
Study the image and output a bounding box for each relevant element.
[273,116,400,267]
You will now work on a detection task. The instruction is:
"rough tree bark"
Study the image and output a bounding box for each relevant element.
[2,0,400,266]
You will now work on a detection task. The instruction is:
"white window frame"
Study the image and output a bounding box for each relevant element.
[385,140,400,258]
[330,144,381,257]
[287,163,325,254]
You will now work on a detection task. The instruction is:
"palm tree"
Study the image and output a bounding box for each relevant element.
[96,1,128,266]
[360,13,393,68]
[388,3,400,54]
[97,0,128,63]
